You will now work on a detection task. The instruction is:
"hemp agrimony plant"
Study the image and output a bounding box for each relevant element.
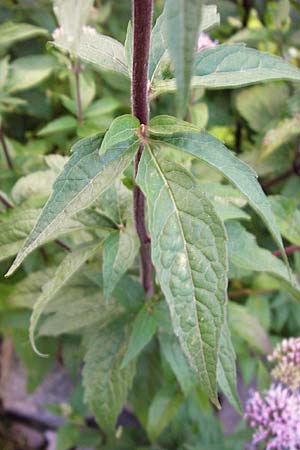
[4,0,300,441]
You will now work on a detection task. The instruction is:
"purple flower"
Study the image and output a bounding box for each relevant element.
[268,337,300,390]
[196,32,218,52]
[245,384,300,450]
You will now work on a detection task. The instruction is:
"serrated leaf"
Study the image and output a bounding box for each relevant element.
[147,385,183,441]
[99,114,140,156]
[217,324,241,414]
[122,305,158,368]
[228,302,271,354]
[164,0,203,116]
[103,224,139,300]
[29,241,102,355]
[137,146,227,405]
[7,55,55,93]
[0,22,48,48]
[53,27,128,77]
[193,44,300,87]
[227,221,300,300]
[83,321,136,432]
[148,116,287,267]
[151,44,300,95]
[159,332,197,396]
[6,132,139,276]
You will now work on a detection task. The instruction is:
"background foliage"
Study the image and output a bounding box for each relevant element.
[1,0,300,449]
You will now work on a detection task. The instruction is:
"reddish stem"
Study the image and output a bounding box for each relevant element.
[132,0,154,298]
[272,245,300,258]
[0,126,13,170]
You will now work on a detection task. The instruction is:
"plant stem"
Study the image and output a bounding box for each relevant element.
[72,60,83,123]
[272,245,300,258]
[132,0,154,298]
[0,126,13,170]
[0,193,13,209]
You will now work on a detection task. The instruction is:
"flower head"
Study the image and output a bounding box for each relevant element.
[268,337,300,390]
[196,32,218,52]
[245,384,300,450]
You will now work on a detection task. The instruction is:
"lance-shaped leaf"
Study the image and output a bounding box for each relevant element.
[0,22,48,48]
[122,305,158,368]
[30,241,102,356]
[103,223,139,300]
[148,116,286,266]
[6,122,140,276]
[227,221,300,301]
[83,321,136,433]
[217,324,241,414]
[163,0,203,116]
[151,44,300,96]
[137,146,227,405]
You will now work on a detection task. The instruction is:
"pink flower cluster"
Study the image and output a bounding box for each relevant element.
[268,337,300,390]
[196,32,218,52]
[245,384,300,450]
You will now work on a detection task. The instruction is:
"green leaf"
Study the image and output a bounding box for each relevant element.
[56,424,80,450]
[149,4,219,83]
[7,268,55,309]
[103,224,139,300]
[122,305,158,368]
[269,195,300,245]
[148,116,286,266]
[137,146,227,406]
[0,22,48,48]
[151,44,300,94]
[164,0,203,116]
[7,55,55,93]
[6,132,139,276]
[53,27,128,77]
[124,21,133,74]
[0,209,40,262]
[12,329,56,393]
[11,170,57,204]
[83,321,136,432]
[39,288,123,336]
[261,116,300,158]
[29,241,103,355]
[227,221,300,300]
[228,302,271,354]
[192,44,300,87]
[234,83,289,132]
[147,385,183,441]
[217,324,241,414]
[159,332,197,396]
[84,98,120,119]
[99,114,140,156]
[37,115,77,136]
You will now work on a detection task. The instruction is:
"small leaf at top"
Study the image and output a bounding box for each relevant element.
[99,115,140,156]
